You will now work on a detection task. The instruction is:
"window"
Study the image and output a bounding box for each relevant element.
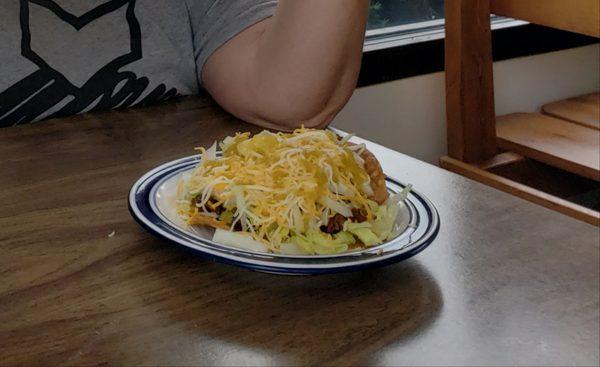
[364,1,524,52]
[365,0,446,52]
[367,0,444,30]
[359,0,595,87]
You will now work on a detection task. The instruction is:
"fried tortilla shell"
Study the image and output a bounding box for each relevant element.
[359,148,389,204]
[188,213,230,229]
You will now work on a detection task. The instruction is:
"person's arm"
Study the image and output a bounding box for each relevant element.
[201,0,370,130]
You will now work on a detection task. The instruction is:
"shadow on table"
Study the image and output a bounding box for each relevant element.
[159,254,443,365]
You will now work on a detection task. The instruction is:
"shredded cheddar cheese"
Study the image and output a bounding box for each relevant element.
[177,128,385,252]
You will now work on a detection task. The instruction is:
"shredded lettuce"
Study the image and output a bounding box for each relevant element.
[279,242,310,255]
[371,202,399,241]
[183,127,415,254]
[322,196,353,217]
[212,184,411,254]
[203,141,218,161]
[390,184,412,204]
[344,185,412,244]
[218,210,234,223]
[213,229,268,252]
[344,226,380,246]
[333,231,355,245]
[344,221,372,231]
[291,229,350,255]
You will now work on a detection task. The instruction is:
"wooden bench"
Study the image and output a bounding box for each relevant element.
[440,0,600,226]
[496,112,600,181]
[542,93,600,130]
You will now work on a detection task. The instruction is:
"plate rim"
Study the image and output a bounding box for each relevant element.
[128,155,440,274]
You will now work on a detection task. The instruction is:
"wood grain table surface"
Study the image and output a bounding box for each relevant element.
[1,95,598,366]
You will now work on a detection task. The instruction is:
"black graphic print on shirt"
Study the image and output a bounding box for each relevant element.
[0,0,178,127]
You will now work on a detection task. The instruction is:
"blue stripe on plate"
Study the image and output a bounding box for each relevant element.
[128,155,439,275]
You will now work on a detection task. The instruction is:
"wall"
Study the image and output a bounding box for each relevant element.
[332,44,600,165]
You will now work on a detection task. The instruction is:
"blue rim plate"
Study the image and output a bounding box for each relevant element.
[128,155,440,275]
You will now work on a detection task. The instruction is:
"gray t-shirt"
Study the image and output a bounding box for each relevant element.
[0,0,277,127]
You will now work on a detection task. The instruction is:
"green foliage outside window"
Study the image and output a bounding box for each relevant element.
[368,0,444,30]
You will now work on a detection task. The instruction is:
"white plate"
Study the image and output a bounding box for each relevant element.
[129,155,439,275]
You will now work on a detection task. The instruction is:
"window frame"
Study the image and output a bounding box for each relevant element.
[364,17,525,52]
[358,19,598,87]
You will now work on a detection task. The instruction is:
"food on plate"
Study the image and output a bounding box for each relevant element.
[176,127,411,254]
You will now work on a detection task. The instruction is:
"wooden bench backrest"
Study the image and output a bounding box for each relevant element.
[444,0,599,163]
[491,0,600,38]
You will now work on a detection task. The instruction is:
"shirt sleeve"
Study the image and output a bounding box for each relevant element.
[187,0,278,86]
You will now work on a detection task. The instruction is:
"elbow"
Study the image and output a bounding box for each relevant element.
[206,61,360,131]
[257,99,335,130]
[247,82,355,130]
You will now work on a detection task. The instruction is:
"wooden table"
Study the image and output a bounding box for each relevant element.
[1,95,598,366]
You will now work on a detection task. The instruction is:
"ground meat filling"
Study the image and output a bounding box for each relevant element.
[197,196,369,235]
[320,208,369,234]
[193,196,240,230]
[351,208,367,223]
[195,196,224,215]
[321,213,346,234]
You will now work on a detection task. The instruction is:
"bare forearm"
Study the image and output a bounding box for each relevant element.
[202,0,369,130]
